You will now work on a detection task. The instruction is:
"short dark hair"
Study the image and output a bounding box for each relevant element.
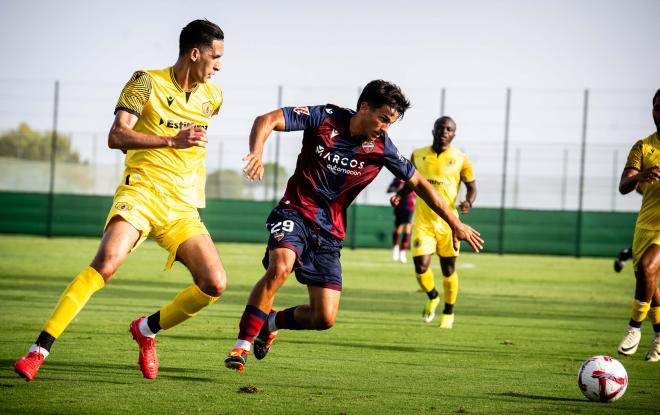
[357,80,411,118]
[179,19,224,56]
[434,116,455,129]
[653,89,660,104]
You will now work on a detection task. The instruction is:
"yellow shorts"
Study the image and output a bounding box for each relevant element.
[632,227,660,268]
[411,219,459,258]
[105,181,209,270]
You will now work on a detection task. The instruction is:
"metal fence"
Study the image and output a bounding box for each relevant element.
[0,79,653,213]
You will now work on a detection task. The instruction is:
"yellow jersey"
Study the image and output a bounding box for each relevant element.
[411,145,475,224]
[114,67,223,208]
[625,132,660,230]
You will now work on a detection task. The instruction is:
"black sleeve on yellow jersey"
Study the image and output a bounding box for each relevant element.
[114,71,152,117]
[624,140,644,171]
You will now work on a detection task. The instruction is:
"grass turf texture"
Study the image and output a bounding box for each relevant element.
[0,235,658,414]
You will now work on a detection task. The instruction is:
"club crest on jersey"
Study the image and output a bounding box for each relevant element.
[115,202,132,211]
[273,231,285,242]
[202,102,213,117]
[361,139,375,153]
[448,159,455,166]
[293,106,310,116]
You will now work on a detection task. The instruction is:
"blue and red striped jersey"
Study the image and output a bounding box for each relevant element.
[387,178,415,212]
[279,104,415,240]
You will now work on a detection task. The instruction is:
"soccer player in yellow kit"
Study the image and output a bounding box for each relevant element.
[410,116,476,329]
[15,19,227,381]
[617,89,660,362]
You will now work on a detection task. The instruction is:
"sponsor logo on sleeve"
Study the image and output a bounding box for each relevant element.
[115,202,133,211]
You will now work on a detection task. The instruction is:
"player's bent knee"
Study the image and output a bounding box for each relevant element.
[198,270,226,297]
[313,315,336,330]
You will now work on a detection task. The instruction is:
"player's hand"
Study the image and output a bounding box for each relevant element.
[451,223,483,253]
[459,200,471,214]
[638,165,660,183]
[242,152,264,181]
[170,124,208,149]
[389,195,401,207]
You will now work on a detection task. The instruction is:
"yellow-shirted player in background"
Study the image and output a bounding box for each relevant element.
[15,19,227,381]
[410,116,476,329]
[617,89,660,362]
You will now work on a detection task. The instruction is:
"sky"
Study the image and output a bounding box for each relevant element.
[0,0,658,210]
[1,0,657,89]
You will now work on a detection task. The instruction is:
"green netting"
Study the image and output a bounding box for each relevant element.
[0,191,638,257]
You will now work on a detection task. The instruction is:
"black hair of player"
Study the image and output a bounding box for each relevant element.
[357,80,411,119]
[179,19,224,57]
[434,116,455,130]
[653,89,660,104]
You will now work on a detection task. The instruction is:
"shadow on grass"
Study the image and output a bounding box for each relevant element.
[0,359,213,383]
[495,391,585,403]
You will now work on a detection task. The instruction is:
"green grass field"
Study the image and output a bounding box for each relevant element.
[0,235,658,414]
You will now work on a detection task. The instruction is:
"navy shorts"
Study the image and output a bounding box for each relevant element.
[394,208,413,226]
[262,206,343,291]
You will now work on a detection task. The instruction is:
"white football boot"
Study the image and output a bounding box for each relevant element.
[392,245,400,261]
[617,327,641,356]
[399,250,407,263]
[645,335,660,362]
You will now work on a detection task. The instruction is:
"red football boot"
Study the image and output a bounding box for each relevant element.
[224,348,249,372]
[253,327,278,360]
[15,351,45,382]
[129,316,158,379]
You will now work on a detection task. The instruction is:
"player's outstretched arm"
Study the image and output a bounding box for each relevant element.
[108,110,208,151]
[459,180,477,214]
[243,109,286,181]
[407,171,484,252]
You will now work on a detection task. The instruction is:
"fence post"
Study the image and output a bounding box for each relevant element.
[440,88,446,116]
[272,85,283,203]
[576,89,589,258]
[498,88,511,254]
[561,148,568,210]
[46,80,59,238]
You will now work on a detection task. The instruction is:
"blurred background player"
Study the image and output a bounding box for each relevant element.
[410,116,477,329]
[387,177,415,263]
[224,80,484,372]
[614,247,633,273]
[14,19,227,381]
[616,89,660,362]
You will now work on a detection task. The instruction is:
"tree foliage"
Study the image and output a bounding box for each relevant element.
[0,123,80,162]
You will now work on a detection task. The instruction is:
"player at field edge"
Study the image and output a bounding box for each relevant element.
[616,88,660,362]
[408,116,476,329]
[387,177,415,263]
[15,19,227,381]
[223,80,484,372]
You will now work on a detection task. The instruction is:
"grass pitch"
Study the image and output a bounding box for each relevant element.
[0,235,658,414]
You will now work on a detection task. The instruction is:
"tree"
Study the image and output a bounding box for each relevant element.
[206,168,253,200]
[0,123,80,162]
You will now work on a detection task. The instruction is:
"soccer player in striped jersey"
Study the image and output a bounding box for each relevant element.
[617,89,660,362]
[410,116,476,329]
[224,80,484,372]
[15,19,227,381]
[387,177,415,263]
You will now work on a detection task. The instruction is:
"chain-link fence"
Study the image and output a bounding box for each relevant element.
[0,79,653,211]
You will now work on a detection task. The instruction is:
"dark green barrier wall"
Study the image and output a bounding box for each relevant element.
[0,191,637,257]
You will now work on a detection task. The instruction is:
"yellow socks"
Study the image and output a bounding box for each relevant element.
[631,299,651,323]
[442,272,458,306]
[416,269,435,293]
[43,266,105,338]
[158,284,219,330]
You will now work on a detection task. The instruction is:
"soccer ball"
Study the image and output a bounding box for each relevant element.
[577,355,628,402]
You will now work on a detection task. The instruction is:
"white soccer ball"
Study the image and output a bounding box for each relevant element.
[577,355,628,402]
